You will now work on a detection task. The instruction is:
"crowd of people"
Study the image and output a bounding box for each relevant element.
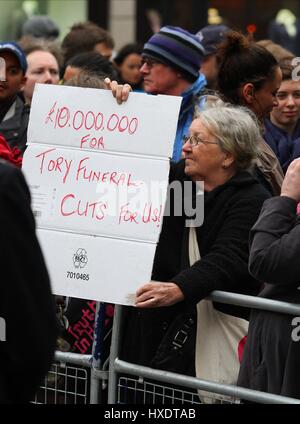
[0,14,300,404]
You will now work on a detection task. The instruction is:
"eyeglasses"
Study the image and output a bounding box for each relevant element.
[183,135,218,148]
[141,57,162,69]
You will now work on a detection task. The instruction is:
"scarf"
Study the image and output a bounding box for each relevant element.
[264,118,300,173]
[0,135,22,167]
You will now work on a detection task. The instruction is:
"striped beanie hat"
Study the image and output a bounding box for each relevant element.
[143,26,205,82]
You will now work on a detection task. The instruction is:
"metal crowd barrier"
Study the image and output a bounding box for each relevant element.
[32,290,300,404]
[32,352,92,404]
[32,301,111,405]
[108,292,300,405]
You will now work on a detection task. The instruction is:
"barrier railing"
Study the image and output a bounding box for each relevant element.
[32,290,300,404]
[108,292,300,404]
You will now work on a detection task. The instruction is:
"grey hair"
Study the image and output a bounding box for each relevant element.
[195,104,261,171]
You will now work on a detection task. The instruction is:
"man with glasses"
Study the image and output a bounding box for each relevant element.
[140,26,206,162]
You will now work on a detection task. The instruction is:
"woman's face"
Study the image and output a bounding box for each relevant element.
[118,53,142,85]
[182,118,229,183]
[270,79,300,131]
[250,66,282,119]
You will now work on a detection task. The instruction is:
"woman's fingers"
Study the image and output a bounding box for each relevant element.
[136,283,153,297]
[122,83,132,101]
[104,77,132,104]
[135,282,184,308]
[104,77,112,89]
[135,283,155,307]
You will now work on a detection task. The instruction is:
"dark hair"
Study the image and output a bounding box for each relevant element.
[114,43,143,66]
[62,22,114,64]
[217,31,278,105]
[65,51,118,80]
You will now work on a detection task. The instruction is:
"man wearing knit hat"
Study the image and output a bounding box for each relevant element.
[141,26,206,162]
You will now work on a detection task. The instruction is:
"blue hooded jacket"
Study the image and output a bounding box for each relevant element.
[172,73,206,162]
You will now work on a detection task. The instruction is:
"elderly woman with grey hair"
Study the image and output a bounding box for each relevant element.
[120,104,271,386]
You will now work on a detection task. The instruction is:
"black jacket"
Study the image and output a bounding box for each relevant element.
[0,160,58,403]
[0,97,29,154]
[238,196,300,399]
[121,161,269,368]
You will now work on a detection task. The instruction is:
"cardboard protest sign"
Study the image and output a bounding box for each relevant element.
[23,84,181,305]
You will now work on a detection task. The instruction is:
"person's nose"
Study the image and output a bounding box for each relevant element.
[286,94,296,107]
[182,138,192,154]
[140,63,149,75]
[43,70,54,83]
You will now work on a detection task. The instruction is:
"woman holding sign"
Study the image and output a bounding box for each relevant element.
[107,97,270,399]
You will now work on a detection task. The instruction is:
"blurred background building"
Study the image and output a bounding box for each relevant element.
[0,0,300,51]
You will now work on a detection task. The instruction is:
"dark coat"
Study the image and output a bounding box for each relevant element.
[0,160,58,403]
[0,97,29,154]
[120,161,269,370]
[238,196,300,399]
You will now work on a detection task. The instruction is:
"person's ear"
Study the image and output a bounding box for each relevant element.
[242,83,255,104]
[19,75,27,90]
[222,152,235,169]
